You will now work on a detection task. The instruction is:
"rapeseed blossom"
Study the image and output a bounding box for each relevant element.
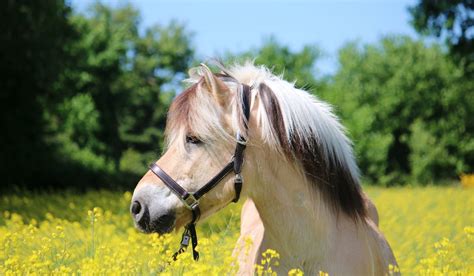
[460,174,474,188]
[0,186,472,275]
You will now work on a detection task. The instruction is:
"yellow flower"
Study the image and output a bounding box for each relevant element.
[0,187,472,275]
[460,174,474,188]
[288,268,304,276]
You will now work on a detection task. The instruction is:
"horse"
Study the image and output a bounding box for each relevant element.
[130,62,398,275]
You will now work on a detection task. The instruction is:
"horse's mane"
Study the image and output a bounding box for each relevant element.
[167,62,366,220]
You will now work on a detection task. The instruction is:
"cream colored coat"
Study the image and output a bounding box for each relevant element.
[234,197,398,275]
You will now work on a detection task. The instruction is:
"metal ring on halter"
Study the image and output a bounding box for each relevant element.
[236,131,247,145]
[234,173,243,184]
[182,194,199,210]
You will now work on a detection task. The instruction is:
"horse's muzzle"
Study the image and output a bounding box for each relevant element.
[130,198,176,234]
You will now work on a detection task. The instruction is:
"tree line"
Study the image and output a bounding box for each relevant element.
[0,1,472,191]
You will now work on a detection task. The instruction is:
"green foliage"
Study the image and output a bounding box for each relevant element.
[59,94,102,150]
[0,0,77,188]
[0,2,193,191]
[116,20,193,167]
[51,3,193,188]
[320,36,473,185]
[50,94,114,183]
[409,0,473,69]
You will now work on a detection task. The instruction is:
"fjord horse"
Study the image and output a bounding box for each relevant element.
[131,62,398,275]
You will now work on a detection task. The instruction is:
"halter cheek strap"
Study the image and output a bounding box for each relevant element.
[148,83,251,261]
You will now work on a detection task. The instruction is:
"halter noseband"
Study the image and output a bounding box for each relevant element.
[148,83,251,261]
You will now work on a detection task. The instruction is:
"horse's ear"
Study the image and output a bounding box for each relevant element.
[199,63,229,106]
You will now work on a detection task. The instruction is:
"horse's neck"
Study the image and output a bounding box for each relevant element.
[246,152,337,270]
[244,150,389,274]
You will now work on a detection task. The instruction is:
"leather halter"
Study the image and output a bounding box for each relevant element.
[148,83,251,261]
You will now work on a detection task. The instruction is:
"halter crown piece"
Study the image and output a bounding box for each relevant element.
[148,82,251,261]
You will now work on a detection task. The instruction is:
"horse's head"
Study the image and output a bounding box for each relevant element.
[130,64,252,234]
[130,62,367,236]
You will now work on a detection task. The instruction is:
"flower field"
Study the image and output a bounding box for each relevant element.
[0,186,472,275]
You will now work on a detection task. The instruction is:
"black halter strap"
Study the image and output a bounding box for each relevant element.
[148,83,251,261]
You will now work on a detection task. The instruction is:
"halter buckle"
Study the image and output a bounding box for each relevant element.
[236,131,247,146]
[183,194,199,210]
[235,173,243,184]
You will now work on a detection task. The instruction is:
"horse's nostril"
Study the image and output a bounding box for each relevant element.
[131,201,141,216]
[135,205,150,230]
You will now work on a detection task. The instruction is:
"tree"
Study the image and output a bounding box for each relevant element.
[49,3,194,187]
[321,36,473,185]
[409,0,474,70]
[0,1,194,190]
[0,1,76,188]
[117,21,193,176]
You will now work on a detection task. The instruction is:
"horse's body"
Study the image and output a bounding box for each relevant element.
[131,62,398,275]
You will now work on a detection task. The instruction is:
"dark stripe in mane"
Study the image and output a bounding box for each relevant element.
[259,83,367,220]
[259,83,290,153]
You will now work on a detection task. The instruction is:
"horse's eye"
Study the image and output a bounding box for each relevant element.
[186,135,202,144]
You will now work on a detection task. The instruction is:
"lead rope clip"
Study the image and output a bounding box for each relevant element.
[172,223,199,261]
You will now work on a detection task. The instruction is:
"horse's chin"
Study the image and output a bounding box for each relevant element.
[136,223,175,235]
[134,215,176,235]
[135,210,194,235]
[154,223,175,235]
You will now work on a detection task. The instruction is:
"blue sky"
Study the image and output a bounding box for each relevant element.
[73,0,420,74]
